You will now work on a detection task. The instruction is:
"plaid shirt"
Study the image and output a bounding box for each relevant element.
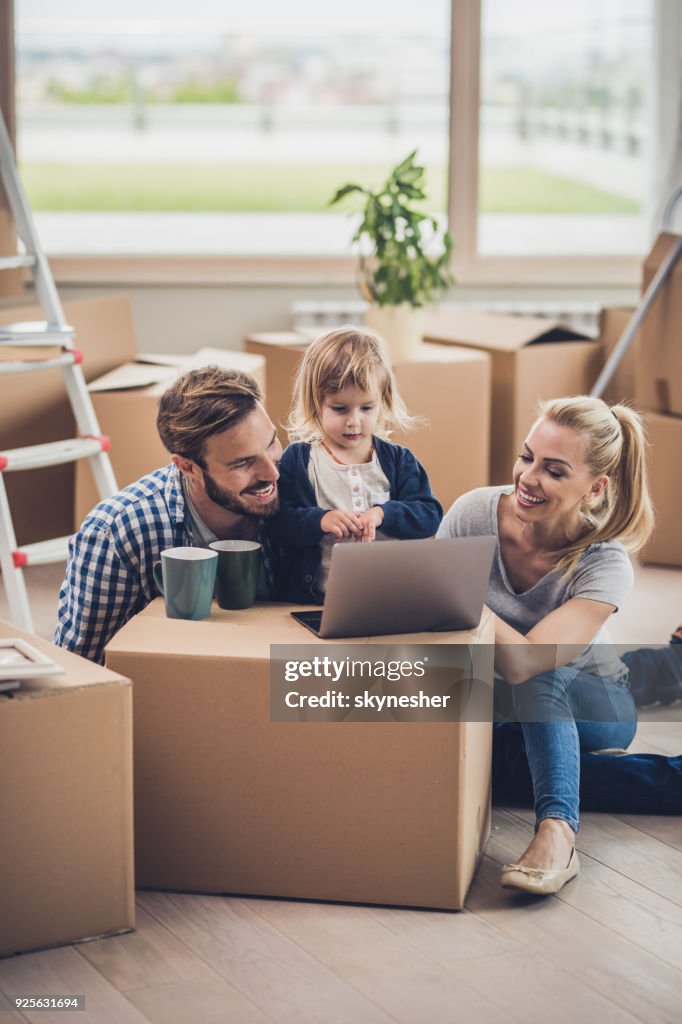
[55,463,278,665]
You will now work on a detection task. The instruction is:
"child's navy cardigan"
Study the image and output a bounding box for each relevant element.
[272,437,443,604]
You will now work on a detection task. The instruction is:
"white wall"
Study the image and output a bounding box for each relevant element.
[51,281,639,355]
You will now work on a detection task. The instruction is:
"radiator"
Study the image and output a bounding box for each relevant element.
[291,299,602,337]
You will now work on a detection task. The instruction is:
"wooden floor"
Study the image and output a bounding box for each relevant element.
[1,562,681,1024]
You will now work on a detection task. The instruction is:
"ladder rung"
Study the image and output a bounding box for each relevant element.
[0,255,36,270]
[0,321,75,345]
[13,536,71,568]
[0,436,110,472]
[0,349,82,375]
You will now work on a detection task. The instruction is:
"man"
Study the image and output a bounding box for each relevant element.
[55,366,282,664]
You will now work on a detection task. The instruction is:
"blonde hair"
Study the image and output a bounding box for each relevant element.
[537,396,654,574]
[287,325,417,442]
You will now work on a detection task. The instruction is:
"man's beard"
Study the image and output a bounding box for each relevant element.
[202,469,280,519]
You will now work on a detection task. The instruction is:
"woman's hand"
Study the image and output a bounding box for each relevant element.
[320,508,362,539]
[356,506,385,543]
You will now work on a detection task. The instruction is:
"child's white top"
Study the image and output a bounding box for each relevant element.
[308,443,391,594]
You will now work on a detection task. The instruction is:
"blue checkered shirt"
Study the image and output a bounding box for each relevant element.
[55,463,278,665]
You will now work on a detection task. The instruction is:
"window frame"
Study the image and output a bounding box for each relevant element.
[4,0,648,287]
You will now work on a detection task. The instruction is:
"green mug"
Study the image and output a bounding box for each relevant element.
[153,546,217,620]
[209,539,261,610]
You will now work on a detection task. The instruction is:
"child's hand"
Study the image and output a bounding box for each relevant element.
[356,506,385,543]
[320,508,363,539]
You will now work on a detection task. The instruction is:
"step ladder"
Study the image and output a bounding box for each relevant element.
[0,110,117,631]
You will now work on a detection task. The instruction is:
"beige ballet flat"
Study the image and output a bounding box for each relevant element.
[500,848,580,895]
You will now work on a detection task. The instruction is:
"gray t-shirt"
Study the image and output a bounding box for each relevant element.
[437,486,634,681]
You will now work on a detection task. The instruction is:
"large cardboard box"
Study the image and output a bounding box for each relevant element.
[0,296,138,545]
[423,307,604,484]
[75,348,266,528]
[640,411,682,568]
[0,621,134,957]
[106,601,495,910]
[635,233,682,416]
[245,331,491,510]
[597,307,637,406]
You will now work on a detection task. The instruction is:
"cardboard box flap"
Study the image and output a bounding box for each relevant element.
[136,352,189,368]
[88,361,176,393]
[424,307,588,352]
[90,348,267,394]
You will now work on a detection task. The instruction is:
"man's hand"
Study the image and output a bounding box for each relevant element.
[356,506,385,543]
[320,508,363,539]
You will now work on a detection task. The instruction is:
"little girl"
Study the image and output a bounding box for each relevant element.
[273,325,443,604]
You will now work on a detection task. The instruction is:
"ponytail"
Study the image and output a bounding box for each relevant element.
[537,397,654,575]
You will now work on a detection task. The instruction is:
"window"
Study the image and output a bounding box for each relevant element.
[15,0,450,259]
[478,0,653,256]
[448,0,654,283]
[10,0,657,282]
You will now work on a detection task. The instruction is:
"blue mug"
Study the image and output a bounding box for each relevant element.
[153,547,218,620]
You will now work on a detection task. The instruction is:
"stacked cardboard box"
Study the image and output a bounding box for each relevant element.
[0,620,134,956]
[106,600,495,911]
[74,347,266,528]
[597,307,637,406]
[423,307,604,484]
[634,234,682,567]
[245,331,491,511]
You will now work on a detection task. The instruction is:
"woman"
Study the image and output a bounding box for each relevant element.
[438,395,672,895]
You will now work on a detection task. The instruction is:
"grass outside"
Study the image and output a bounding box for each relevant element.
[20,162,641,215]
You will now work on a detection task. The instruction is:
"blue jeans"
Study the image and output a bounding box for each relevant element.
[493,649,682,826]
[622,644,682,706]
[495,666,637,833]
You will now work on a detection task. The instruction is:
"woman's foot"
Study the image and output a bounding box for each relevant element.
[500,818,579,895]
[515,817,575,870]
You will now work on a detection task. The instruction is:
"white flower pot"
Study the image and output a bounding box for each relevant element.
[364,303,429,364]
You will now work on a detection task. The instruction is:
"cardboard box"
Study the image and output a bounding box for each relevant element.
[75,348,266,528]
[597,307,637,406]
[106,601,495,910]
[392,344,490,508]
[0,296,138,545]
[0,621,134,957]
[245,331,491,510]
[640,411,682,567]
[423,307,604,484]
[245,331,310,443]
[635,233,682,416]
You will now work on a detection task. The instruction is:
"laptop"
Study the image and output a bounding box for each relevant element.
[291,535,496,638]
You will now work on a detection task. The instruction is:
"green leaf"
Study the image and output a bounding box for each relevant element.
[332,148,455,307]
[328,183,365,206]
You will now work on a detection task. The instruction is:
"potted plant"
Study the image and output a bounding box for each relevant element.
[330,150,454,362]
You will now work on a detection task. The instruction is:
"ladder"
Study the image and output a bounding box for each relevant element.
[0,110,117,631]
